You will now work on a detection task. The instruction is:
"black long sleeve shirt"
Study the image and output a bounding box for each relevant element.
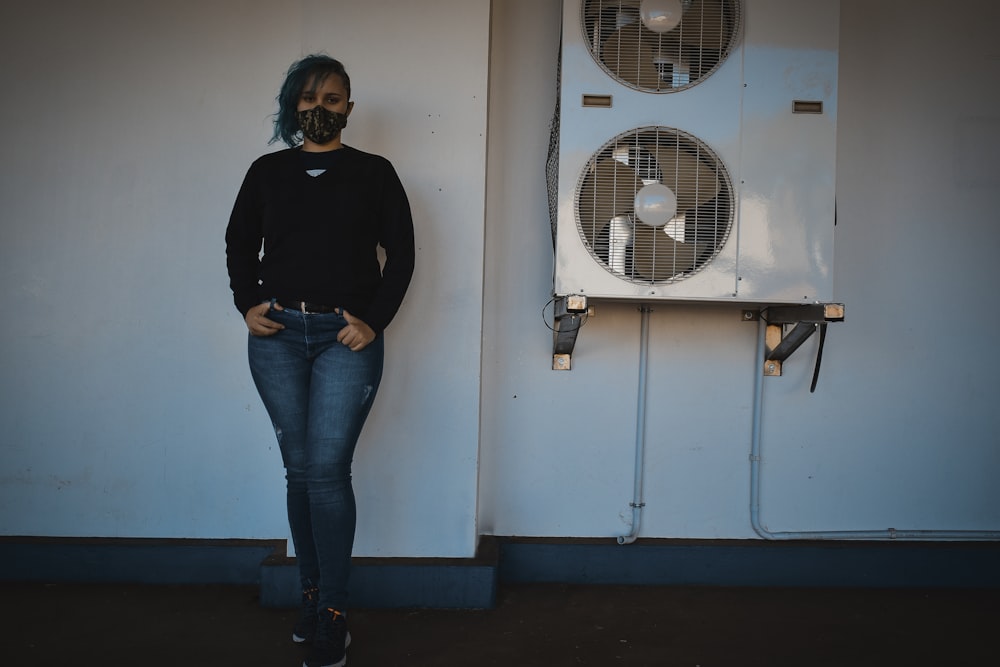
[225,146,415,334]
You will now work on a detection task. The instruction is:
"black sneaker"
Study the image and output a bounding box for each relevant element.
[291,586,319,644]
[304,607,350,667]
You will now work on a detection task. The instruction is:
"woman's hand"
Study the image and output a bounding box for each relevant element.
[337,310,376,351]
[245,302,285,336]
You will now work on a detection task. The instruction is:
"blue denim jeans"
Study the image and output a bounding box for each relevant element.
[248,303,383,611]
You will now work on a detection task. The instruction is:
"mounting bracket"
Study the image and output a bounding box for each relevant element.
[756,303,845,376]
[552,295,588,370]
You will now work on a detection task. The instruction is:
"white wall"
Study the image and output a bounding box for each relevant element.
[2,0,998,556]
[760,0,1000,533]
[0,0,489,557]
[480,0,1000,539]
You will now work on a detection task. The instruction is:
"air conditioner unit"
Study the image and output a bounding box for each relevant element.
[553,0,840,304]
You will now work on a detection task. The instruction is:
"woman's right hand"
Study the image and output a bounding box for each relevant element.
[245,302,285,336]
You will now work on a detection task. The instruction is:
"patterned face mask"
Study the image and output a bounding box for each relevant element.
[296,106,348,145]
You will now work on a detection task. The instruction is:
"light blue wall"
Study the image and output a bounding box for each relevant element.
[1,0,998,556]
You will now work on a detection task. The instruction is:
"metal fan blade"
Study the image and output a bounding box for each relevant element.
[587,0,643,17]
[594,0,642,8]
[631,225,707,280]
[578,159,642,247]
[585,0,643,35]
[650,144,719,211]
[601,23,661,89]
[678,0,726,49]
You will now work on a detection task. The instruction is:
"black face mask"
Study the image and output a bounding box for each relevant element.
[296,106,349,145]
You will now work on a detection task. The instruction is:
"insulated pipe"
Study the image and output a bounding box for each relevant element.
[619,305,652,545]
[750,318,1000,541]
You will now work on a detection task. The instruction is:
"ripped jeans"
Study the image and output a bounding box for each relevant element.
[248,303,383,611]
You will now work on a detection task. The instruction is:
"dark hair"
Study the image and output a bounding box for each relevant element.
[270,54,351,147]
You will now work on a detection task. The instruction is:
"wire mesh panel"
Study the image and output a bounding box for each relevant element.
[582,0,742,93]
[576,126,733,284]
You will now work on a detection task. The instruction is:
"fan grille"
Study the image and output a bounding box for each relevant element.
[575,126,733,285]
[582,0,742,93]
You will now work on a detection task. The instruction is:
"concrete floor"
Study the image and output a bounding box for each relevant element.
[2,581,996,666]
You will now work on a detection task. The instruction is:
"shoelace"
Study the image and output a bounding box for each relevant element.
[314,608,347,647]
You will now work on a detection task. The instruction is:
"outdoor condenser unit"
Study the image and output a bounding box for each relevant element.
[551,0,842,369]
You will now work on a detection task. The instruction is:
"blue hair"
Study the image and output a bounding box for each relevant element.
[270,54,352,147]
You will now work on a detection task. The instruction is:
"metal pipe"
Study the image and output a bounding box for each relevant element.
[750,318,1000,541]
[619,305,651,545]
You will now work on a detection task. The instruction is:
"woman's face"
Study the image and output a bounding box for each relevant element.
[298,74,352,115]
[297,74,353,148]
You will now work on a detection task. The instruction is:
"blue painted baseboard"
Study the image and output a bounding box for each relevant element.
[3,536,998,611]
[499,538,1000,589]
[0,537,282,586]
[259,548,498,610]
[0,536,499,610]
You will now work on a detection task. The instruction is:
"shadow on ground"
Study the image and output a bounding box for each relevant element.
[2,581,996,666]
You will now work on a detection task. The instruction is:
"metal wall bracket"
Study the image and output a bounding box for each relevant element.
[552,295,587,370]
[760,303,844,377]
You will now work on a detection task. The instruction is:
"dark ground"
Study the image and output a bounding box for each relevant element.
[1,581,997,666]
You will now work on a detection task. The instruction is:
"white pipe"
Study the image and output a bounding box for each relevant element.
[619,305,652,545]
[750,318,1000,541]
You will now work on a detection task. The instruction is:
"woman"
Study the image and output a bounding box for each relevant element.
[225,54,415,667]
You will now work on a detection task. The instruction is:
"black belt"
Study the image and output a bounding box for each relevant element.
[278,300,339,314]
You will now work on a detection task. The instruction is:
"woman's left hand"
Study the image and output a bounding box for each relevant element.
[337,310,376,351]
